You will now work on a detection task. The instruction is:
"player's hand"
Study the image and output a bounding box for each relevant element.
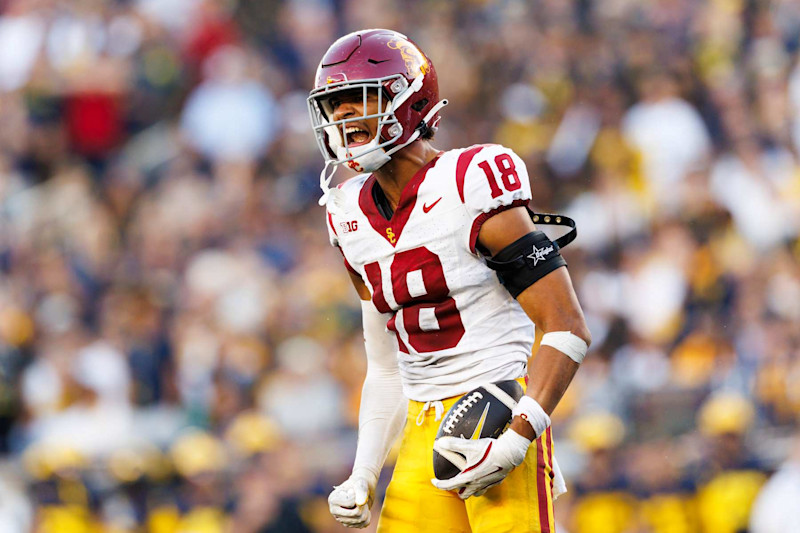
[328,468,378,528]
[431,429,531,499]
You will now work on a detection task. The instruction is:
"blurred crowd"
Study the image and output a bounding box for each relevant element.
[0,0,799,531]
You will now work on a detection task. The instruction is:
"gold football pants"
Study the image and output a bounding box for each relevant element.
[378,390,556,533]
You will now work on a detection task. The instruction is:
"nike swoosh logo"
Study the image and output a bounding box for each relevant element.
[422,197,442,213]
[470,403,491,440]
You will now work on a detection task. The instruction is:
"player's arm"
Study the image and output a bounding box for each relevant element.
[328,270,406,529]
[347,270,407,479]
[479,207,591,435]
[433,206,590,499]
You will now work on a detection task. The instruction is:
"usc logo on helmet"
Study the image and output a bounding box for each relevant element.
[387,39,428,77]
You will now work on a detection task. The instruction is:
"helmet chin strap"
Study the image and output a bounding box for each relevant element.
[337,141,392,173]
[318,159,337,207]
[421,99,449,132]
[318,160,348,215]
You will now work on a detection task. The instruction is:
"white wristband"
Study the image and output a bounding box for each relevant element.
[512,396,551,439]
[540,331,588,364]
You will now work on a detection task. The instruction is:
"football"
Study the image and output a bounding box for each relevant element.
[433,380,525,480]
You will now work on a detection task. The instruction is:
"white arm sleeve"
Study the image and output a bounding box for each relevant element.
[352,300,407,480]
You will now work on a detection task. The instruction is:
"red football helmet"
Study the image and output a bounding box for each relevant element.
[307,29,446,179]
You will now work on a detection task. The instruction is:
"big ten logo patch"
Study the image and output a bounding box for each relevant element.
[387,39,428,77]
[340,220,358,233]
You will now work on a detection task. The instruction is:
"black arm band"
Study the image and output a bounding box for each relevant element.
[484,231,567,298]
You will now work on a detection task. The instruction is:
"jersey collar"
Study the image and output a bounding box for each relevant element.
[358,153,442,247]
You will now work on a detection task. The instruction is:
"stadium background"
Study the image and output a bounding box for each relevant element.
[0,0,799,531]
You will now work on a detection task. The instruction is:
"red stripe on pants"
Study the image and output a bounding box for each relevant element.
[536,437,551,533]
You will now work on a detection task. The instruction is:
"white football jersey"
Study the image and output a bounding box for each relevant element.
[327,144,536,401]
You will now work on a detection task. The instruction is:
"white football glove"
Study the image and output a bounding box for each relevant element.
[328,468,378,528]
[431,429,531,499]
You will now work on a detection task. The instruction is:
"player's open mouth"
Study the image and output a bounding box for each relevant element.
[345,126,371,147]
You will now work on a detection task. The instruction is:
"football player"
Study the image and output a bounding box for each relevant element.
[308,29,591,533]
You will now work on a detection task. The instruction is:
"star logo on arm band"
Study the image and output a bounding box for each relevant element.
[527,244,554,266]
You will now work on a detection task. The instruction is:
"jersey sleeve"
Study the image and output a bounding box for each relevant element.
[326,205,360,276]
[457,144,533,253]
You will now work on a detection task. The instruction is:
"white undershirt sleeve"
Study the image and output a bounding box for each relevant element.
[351,300,407,481]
